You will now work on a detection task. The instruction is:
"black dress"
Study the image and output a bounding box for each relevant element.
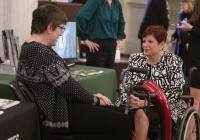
[188,22,200,89]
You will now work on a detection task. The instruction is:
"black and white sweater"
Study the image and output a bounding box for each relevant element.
[116,52,186,123]
[16,41,99,133]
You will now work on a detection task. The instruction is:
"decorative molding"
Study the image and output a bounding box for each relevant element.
[126,0,147,5]
[126,0,147,8]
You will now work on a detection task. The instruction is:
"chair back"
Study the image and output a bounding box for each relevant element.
[9,80,35,102]
[9,80,74,140]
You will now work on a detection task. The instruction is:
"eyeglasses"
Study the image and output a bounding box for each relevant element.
[58,25,66,33]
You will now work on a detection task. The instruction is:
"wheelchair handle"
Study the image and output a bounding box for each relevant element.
[131,90,157,100]
[128,67,149,76]
[179,95,194,106]
[121,67,149,92]
[129,85,157,99]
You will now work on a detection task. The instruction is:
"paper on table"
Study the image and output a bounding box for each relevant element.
[0,111,4,115]
[115,48,121,60]
[0,99,20,110]
[71,70,104,77]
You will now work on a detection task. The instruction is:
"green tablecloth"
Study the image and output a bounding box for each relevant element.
[0,65,118,102]
[0,74,15,99]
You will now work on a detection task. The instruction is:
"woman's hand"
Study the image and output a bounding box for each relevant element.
[94,93,113,106]
[129,95,140,109]
[116,39,123,49]
[176,21,193,31]
[84,39,99,53]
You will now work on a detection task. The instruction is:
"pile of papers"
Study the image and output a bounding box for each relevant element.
[0,99,20,110]
[71,70,104,77]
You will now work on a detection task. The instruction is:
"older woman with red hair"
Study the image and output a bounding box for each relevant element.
[116,25,186,139]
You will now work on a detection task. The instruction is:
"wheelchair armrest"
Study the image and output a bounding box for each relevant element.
[179,95,194,106]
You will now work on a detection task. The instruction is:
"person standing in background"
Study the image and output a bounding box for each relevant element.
[138,0,169,52]
[171,0,194,77]
[77,0,126,68]
[177,0,200,138]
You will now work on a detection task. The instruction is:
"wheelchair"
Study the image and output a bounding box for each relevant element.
[121,67,200,140]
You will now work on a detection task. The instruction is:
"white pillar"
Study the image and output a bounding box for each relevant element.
[120,0,147,54]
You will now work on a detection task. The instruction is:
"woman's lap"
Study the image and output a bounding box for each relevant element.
[68,104,133,140]
[190,65,200,89]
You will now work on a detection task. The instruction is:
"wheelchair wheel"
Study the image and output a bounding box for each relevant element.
[176,107,200,140]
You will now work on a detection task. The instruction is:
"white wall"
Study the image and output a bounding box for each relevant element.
[120,0,147,54]
[0,0,177,60]
[0,0,38,61]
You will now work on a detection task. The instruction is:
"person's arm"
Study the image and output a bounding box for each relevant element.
[170,28,178,43]
[95,93,113,106]
[170,32,178,43]
[115,54,144,108]
[25,45,112,106]
[32,48,104,106]
[117,1,126,40]
[76,0,100,41]
[116,2,126,49]
[164,56,187,121]
[57,76,113,106]
[58,77,98,104]
[164,56,185,106]
[190,25,200,36]
[76,0,101,53]
[176,20,200,37]
[171,14,183,40]
[116,67,144,109]
[176,20,193,31]
[176,20,200,36]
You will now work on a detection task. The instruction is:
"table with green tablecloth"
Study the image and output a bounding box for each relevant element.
[0,74,16,99]
[0,65,118,102]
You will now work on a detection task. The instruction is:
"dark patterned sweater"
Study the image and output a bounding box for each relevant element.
[116,52,186,123]
[16,42,98,133]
